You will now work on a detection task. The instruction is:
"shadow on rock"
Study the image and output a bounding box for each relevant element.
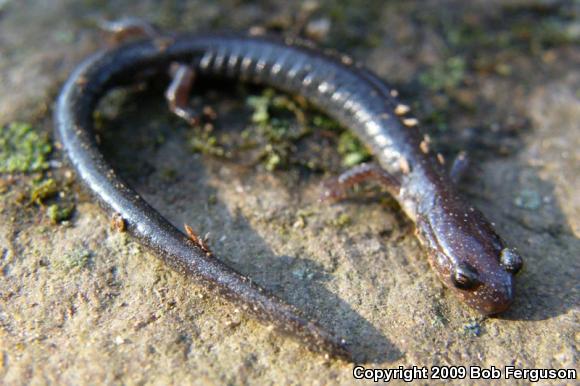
[98,85,402,363]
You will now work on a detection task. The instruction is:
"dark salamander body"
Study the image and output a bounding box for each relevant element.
[55,32,522,360]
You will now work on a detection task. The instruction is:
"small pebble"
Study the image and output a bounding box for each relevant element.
[514,189,541,210]
[305,18,331,41]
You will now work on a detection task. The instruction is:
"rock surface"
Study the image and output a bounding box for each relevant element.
[0,1,578,384]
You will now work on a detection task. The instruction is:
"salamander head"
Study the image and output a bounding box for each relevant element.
[445,247,523,315]
[423,201,523,315]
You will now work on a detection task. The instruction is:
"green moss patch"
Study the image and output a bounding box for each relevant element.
[187,88,371,172]
[28,177,76,224]
[54,249,91,272]
[246,89,369,170]
[0,122,52,173]
[30,178,58,204]
[419,56,466,92]
[47,203,75,224]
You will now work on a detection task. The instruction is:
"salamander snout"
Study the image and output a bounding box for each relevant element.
[449,264,514,315]
[462,270,514,315]
[449,248,523,315]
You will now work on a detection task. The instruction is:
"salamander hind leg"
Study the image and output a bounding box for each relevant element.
[320,163,400,202]
[165,64,199,126]
[100,20,199,123]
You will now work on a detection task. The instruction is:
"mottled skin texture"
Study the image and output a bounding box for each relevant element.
[55,32,522,359]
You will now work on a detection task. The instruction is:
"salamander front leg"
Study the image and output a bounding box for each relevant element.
[320,163,400,202]
[449,151,470,184]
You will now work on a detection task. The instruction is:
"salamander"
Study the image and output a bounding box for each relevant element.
[55,23,523,360]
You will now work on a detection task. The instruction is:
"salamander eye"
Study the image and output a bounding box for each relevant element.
[500,248,523,274]
[451,263,481,290]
